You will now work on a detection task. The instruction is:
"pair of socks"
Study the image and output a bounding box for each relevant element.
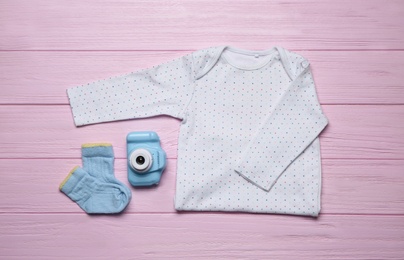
[59,143,132,214]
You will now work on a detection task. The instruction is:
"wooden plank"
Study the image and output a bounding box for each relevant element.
[0,105,182,159]
[1,0,404,50]
[1,51,404,105]
[0,214,403,259]
[0,105,403,159]
[0,159,403,214]
[0,159,176,214]
[322,159,404,214]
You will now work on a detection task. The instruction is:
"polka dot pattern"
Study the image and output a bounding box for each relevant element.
[67,54,195,125]
[234,61,329,192]
[67,46,328,217]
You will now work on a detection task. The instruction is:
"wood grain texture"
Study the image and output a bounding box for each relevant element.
[1,105,403,159]
[1,159,403,214]
[1,214,404,259]
[1,0,404,258]
[1,51,404,105]
[1,0,404,50]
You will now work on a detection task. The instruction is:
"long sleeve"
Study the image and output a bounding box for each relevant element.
[67,53,194,126]
[234,63,328,191]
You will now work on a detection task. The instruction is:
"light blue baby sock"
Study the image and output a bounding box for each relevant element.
[81,143,124,183]
[59,143,131,214]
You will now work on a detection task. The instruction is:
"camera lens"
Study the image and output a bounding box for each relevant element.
[136,156,145,165]
[129,149,153,173]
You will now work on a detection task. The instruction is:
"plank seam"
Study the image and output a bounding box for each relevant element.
[2,103,404,106]
[0,212,403,216]
[1,157,403,160]
[2,49,404,52]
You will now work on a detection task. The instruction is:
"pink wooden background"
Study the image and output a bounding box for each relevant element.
[1,0,404,258]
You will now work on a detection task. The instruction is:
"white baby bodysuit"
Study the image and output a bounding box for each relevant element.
[67,46,328,217]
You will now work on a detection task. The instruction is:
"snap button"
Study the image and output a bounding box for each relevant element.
[301,60,309,68]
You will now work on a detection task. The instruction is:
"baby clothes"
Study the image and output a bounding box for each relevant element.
[60,143,132,214]
[67,46,328,217]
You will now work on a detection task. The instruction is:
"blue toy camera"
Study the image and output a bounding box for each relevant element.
[126,131,167,187]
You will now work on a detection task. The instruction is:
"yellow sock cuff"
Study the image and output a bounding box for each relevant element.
[59,166,80,190]
[81,143,112,148]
